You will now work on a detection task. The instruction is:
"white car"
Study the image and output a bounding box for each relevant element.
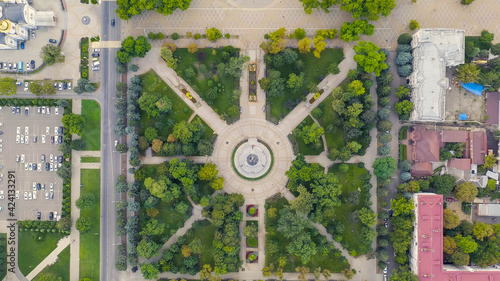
[24,192,27,200]
[45,192,49,200]
[21,154,25,163]
[15,155,19,162]
[55,107,59,115]
[33,191,37,200]
[16,127,20,134]
[16,135,20,143]
[20,135,24,144]
[50,154,53,162]
[24,126,29,135]
[32,182,36,190]
[24,164,28,171]
[42,135,46,143]
[54,127,58,135]
[28,163,32,171]
[25,136,29,145]
[37,164,41,172]
[46,127,50,135]
[50,182,54,191]
[41,106,46,114]
[47,107,51,115]
[15,191,19,199]
[28,192,32,200]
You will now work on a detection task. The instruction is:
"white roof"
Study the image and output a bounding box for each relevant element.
[478,204,500,216]
[487,171,499,180]
[409,29,465,122]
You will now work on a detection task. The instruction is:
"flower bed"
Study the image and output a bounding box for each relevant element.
[246,205,258,217]
[246,251,258,263]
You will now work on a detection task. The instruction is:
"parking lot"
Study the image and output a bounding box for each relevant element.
[0,106,64,221]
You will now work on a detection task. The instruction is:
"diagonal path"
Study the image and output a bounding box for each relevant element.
[134,48,229,135]
[277,49,356,134]
[25,237,71,280]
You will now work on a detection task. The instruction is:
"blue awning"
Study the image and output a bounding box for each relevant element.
[460,82,484,96]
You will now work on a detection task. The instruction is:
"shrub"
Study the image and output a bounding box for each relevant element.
[225,33,231,39]
[397,64,413,77]
[379,145,390,155]
[397,44,412,53]
[409,20,420,31]
[478,49,490,58]
[396,52,413,66]
[461,0,475,4]
[378,97,390,107]
[194,33,201,39]
[379,133,392,144]
[397,33,412,44]
[171,33,180,40]
[491,43,500,56]
[400,172,411,181]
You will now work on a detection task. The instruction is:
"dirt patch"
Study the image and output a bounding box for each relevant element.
[446,201,472,222]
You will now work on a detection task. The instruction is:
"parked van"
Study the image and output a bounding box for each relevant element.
[18,61,23,72]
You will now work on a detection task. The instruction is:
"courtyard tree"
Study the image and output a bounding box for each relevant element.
[431,174,456,195]
[224,55,250,78]
[294,28,307,40]
[243,223,258,239]
[140,263,159,280]
[137,238,161,259]
[456,63,480,83]
[198,163,218,181]
[139,219,165,236]
[450,250,470,266]
[287,232,317,264]
[394,100,414,116]
[290,185,317,215]
[40,45,64,65]
[409,20,420,30]
[298,123,325,145]
[160,47,178,69]
[116,0,192,20]
[454,182,478,202]
[443,209,460,229]
[261,28,287,54]
[206,27,222,42]
[353,41,388,76]
[455,235,478,253]
[484,154,497,170]
[62,113,86,136]
[473,222,494,241]
[313,35,326,58]
[444,235,457,254]
[388,268,418,281]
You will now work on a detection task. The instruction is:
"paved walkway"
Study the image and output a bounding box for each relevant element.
[240,49,266,120]
[25,237,71,280]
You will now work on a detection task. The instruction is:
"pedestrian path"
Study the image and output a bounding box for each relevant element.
[277,49,356,134]
[240,49,266,120]
[25,237,71,280]
[140,155,211,165]
[80,163,101,169]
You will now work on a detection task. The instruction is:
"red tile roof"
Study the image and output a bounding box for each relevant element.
[486,92,500,125]
[472,131,487,165]
[411,162,434,177]
[411,126,441,162]
[448,158,471,170]
[415,194,500,281]
[441,131,469,143]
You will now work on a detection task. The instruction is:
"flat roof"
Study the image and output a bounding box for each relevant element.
[486,92,500,125]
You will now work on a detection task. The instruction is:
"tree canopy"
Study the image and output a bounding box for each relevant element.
[454,182,478,202]
[116,0,193,20]
[62,113,86,136]
[0,77,17,96]
[373,157,396,180]
[353,41,388,76]
[40,45,64,65]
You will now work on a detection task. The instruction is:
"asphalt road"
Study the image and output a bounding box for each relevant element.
[100,2,122,281]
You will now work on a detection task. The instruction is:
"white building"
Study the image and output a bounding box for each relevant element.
[409,29,465,122]
[0,0,56,50]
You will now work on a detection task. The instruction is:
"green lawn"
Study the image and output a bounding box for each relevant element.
[81,100,101,151]
[192,115,214,140]
[0,233,6,280]
[80,169,101,281]
[173,220,216,268]
[18,232,65,276]
[173,48,239,120]
[149,196,193,243]
[316,95,346,151]
[81,157,100,163]
[265,196,349,272]
[327,164,369,255]
[267,49,344,120]
[246,221,258,248]
[139,70,194,139]
[294,116,324,155]
[33,245,70,281]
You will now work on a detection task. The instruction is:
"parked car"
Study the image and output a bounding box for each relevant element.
[42,135,46,143]
[49,39,57,43]
[42,106,46,114]
[49,212,53,220]
[31,60,35,69]
[55,107,59,115]
[446,198,456,202]
[32,31,35,38]
[111,19,115,26]
[37,211,41,220]
[58,82,63,91]
[45,162,50,171]
[20,42,24,49]
[91,53,99,57]
[41,154,45,162]
[58,156,63,163]
[67,82,72,90]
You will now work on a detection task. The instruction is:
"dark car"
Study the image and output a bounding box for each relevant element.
[37,212,41,220]
[11,107,15,114]
[49,39,57,44]
[33,163,37,171]
[31,60,35,69]
[0,132,3,135]
[57,135,62,144]
[91,53,99,57]
[111,19,115,26]
[45,163,50,171]
[58,126,63,134]
[36,183,41,190]
[58,156,63,163]
[49,212,53,220]
[50,136,54,144]
[63,82,67,90]
[0,62,3,69]
[24,108,29,115]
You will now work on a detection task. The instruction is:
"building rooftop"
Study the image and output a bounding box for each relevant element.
[486,92,500,126]
[409,29,465,122]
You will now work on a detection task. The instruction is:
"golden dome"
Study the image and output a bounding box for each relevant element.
[0,20,11,33]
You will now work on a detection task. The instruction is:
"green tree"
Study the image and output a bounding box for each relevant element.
[40,45,64,65]
[390,197,414,217]
[394,100,414,116]
[450,250,470,266]
[454,182,478,202]
[198,163,218,181]
[137,238,161,259]
[294,28,307,40]
[373,157,396,180]
[409,20,420,30]
[62,113,86,136]
[444,235,457,254]
[443,209,460,229]
[0,77,17,95]
[224,55,250,77]
[290,185,317,215]
[473,222,494,241]
[75,194,95,210]
[287,73,305,93]
[338,0,396,21]
[388,268,418,281]
[140,219,165,236]
[160,47,178,69]
[138,92,172,118]
[206,27,222,42]
[298,123,325,144]
[455,235,478,253]
[189,237,203,254]
[56,217,72,232]
[484,154,497,170]
[431,174,456,195]
[210,176,225,190]
[394,85,410,100]
[140,263,159,280]
[491,43,500,56]
[480,30,494,49]
[286,232,317,264]
[298,37,311,54]
[456,63,480,83]
[76,216,92,233]
[358,207,377,226]
[313,35,326,58]
[353,41,388,76]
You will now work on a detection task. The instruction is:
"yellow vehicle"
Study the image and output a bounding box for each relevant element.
[186,92,193,99]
